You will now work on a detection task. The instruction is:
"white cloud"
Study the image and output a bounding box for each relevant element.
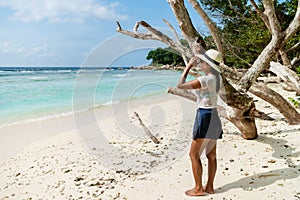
[24,45,53,58]
[0,42,25,54]
[0,0,128,23]
[0,42,53,58]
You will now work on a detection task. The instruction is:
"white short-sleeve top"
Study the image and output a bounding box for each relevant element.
[195,74,218,109]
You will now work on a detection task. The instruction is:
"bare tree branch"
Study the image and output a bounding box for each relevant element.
[283,0,300,43]
[250,0,270,30]
[162,19,181,44]
[263,0,282,36]
[167,87,197,102]
[167,0,206,52]
[188,0,224,58]
[287,41,300,53]
[137,21,177,45]
[116,21,160,40]
[116,20,192,64]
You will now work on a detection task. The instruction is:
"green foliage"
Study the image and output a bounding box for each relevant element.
[199,0,299,69]
[297,66,300,75]
[277,0,300,67]
[288,97,299,108]
[146,47,184,66]
[222,16,271,68]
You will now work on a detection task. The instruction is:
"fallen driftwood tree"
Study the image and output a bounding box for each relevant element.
[117,0,300,139]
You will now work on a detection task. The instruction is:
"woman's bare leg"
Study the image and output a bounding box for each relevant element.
[204,140,217,194]
[185,139,208,196]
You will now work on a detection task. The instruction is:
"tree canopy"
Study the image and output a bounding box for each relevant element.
[146,47,184,66]
[146,39,189,66]
[200,0,300,69]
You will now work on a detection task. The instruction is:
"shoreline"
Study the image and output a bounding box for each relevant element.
[0,87,177,130]
[0,93,189,162]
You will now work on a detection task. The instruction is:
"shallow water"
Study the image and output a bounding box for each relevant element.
[0,67,183,127]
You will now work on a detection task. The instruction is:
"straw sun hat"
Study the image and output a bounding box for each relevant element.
[195,49,222,73]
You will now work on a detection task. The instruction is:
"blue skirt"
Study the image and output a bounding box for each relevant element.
[193,108,223,140]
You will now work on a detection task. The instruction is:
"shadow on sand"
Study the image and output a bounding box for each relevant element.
[216,128,300,193]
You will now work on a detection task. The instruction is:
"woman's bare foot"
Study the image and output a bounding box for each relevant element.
[185,187,205,196]
[203,185,215,194]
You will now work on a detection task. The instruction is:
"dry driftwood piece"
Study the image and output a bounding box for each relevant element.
[269,61,300,94]
[133,112,160,144]
[167,86,197,102]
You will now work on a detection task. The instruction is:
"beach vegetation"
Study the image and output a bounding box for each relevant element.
[146,47,185,66]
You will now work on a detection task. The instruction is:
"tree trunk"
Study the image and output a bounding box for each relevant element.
[227,104,258,139]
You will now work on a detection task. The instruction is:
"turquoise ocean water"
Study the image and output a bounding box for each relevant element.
[0,67,182,127]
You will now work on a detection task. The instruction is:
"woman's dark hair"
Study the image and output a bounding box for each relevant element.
[210,67,221,92]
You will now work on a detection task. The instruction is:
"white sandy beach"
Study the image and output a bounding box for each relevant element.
[1,85,300,200]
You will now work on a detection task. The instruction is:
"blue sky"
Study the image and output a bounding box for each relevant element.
[0,0,206,67]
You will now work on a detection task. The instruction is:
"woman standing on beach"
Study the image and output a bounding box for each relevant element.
[177,47,223,196]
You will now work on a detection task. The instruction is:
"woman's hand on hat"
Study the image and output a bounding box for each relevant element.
[187,57,199,68]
